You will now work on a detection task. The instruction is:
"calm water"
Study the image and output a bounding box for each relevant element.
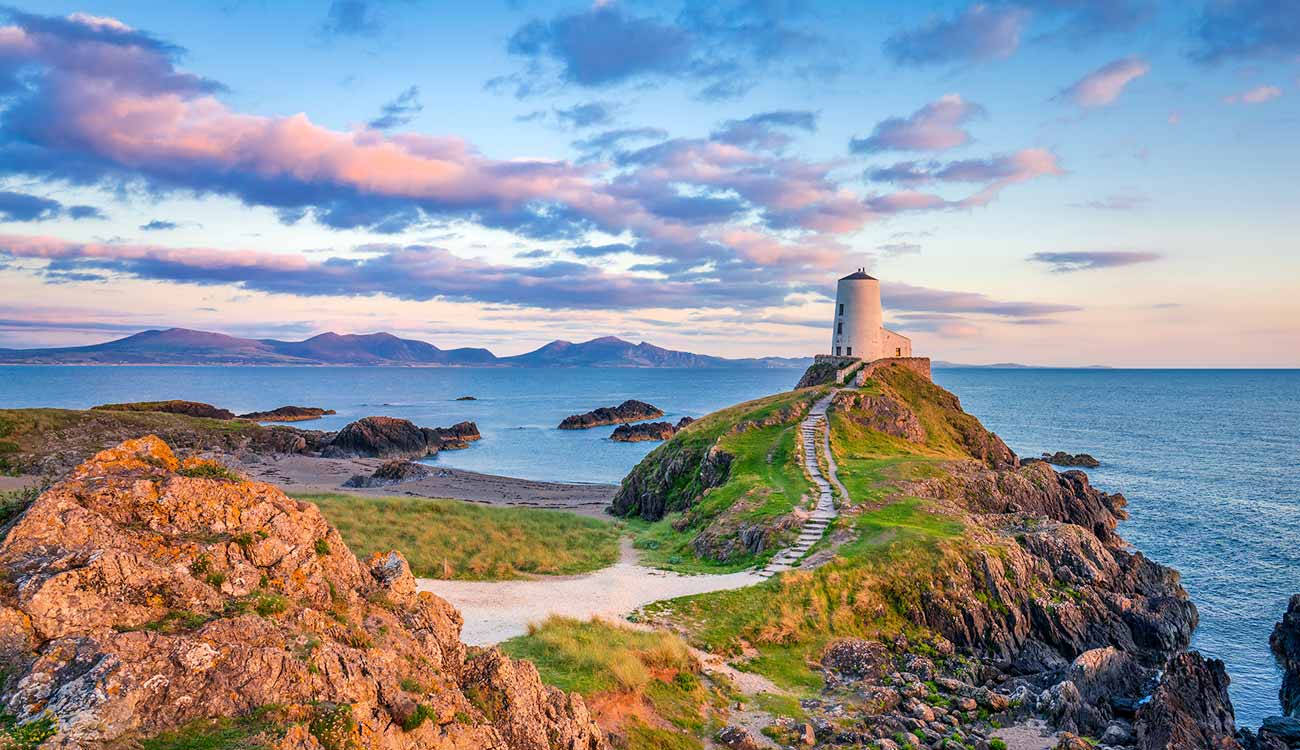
[1,365,1296,725]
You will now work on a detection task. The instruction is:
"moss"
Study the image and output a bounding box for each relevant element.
[308,703,355,750]
[178,462,242,482]
[313,538,331,556]
[399,704,437,732]
[0,712,57,750]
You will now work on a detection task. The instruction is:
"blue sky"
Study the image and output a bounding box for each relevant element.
[0,0,1296,365]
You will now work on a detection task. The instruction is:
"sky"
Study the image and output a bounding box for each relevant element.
[0,0,1296,366]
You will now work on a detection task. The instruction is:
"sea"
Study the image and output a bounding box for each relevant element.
[0,365,1296,726]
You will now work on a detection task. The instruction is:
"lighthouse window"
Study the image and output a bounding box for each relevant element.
[836,322,842,334]
[835,346,841,356]
[846,347,852,356]
[838,304,844,315]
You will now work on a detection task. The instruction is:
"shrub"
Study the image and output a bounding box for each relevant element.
[309,703,355,750]
[314,538,331,556]
[0,712,57,749]
[989,739,1008,750]
[178,462,241,482]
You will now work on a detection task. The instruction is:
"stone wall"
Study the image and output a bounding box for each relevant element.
[854,357,932,384]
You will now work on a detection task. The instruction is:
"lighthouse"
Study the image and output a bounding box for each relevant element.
[829,269,911,360]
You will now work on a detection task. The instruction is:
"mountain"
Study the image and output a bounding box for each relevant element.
[500,336,805,368]
[0,328,809,368]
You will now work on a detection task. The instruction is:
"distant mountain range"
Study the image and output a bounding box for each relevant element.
[0,328,812,368]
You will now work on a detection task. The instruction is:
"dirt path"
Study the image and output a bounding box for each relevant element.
[418,538,763,645]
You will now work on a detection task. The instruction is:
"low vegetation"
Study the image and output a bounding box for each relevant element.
[300,493,621,580]
[501,617,730,750]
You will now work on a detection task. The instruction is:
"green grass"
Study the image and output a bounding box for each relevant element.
[178,462,242,482]
[300,493,620,580]
[139,708,284,750]
[500,616,694,696]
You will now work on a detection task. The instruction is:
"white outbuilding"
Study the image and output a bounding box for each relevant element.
[829,270,911,360]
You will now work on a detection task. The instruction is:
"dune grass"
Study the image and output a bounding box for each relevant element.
[501,617,727,750]
[298,493,621,580]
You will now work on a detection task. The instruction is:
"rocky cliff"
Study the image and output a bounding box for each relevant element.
[0,436,604,749]
[557,400,663,429]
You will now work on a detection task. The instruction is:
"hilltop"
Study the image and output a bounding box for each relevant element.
[0,327,810,368]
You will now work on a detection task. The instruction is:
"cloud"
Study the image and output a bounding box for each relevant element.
[1071,193,1148,210]
[1223,84,1283,104]
[1028,250,1161,272]
[878,242,921,256]
[553,101,615,129]
[850,95,984,153]
[888,312,981,338]
[884,282,1080,317]
[1191,0,1300,63]
[0,234,799,311]
[0,190,102,221]
[1057,57,1150,107]
[711,110,817,150]
[864,149,1065,208]
[503,1,826,98]
[321,0,381,37]
[884,4,1030,67]
[368,85,423,129]
[139,219,179,231]
[571,127,669,156]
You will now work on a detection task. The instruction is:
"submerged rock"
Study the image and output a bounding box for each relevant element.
[1026,451,1101,468]
[1135,651,1240,750]
[558,400,663,429]
[321,416,479,459]
[238,405,336,422]
[342,459,432,488]
[0,436,606,749]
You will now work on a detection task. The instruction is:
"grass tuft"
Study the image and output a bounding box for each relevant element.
[300,493,620,581]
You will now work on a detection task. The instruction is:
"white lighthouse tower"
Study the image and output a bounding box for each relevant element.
[829,269,911,360]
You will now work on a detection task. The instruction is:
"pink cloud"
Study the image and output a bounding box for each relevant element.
[1058,57,1150,108]
[850,94,986,153]
[1223,85,1283,104]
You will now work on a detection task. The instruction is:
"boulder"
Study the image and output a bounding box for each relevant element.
[0,436,606,750]
[1270,594,1300,717]
[558,400,663,429]
[342,460,433,488]
[1135,651,1241,750]
[821,639,891,680]
[1028,452,1101,469]
[238,406,336,422]
[321,416,478,459]
[717,726,762,750]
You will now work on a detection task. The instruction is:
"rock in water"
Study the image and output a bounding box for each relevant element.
[1270,594,1300,716]
[92,399,236,420]
[1027,451,1101,468]
[558,400,663,429]
[321,416,479,458]
[0,436,606,749]
[1135,651,1241,750]
[238,405,336,422]
[342,459,433,488]
[610,421,677,442]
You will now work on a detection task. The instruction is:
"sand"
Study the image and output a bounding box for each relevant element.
[223,452,617,517]
[418,539,763,645]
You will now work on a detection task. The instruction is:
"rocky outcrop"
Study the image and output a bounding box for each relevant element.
[832,391,925,443]
[1025,451,1101,468]
[558,400,663,429]
[1270,594,1300,717]
[239,405,337,422]
[0,436,605,749]
[455,395,477,401]
[611,421,677,442]
[321,416,479,459]
[343,459,433,488]
[1135,651,1240,749]
[92,399,237,420]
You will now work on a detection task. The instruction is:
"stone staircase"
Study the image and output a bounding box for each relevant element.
[758,392,841,578]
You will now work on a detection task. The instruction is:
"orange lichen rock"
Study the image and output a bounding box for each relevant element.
[0,435,606,750]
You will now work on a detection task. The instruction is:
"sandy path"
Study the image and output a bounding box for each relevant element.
[418,539,763,645]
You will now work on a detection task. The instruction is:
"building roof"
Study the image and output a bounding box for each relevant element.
[840,270,877,281]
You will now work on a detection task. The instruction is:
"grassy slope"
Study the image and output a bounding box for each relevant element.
[0,408,264,474]
[501,617,731,750]
[638,367,978,692]
[626,388,822,573]
[300,493,621,581]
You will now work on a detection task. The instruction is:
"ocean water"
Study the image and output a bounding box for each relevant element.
[0,365,1296,725]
